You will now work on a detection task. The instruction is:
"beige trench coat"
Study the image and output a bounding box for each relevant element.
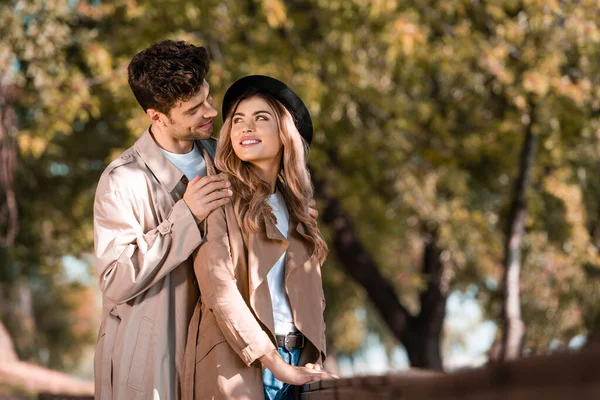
[93,129,216,400]
[182,158,327,400]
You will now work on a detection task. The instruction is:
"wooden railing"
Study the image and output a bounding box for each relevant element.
[37,395,93,400]
[3,349,598,400]
[300,349,600,399]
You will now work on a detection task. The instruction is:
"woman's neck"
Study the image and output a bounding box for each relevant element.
[252,161,279,194]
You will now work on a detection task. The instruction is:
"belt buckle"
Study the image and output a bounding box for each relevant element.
[284,334,294,352]
[284,332,305,351]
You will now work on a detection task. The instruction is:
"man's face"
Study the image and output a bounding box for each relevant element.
[164,80,217,141]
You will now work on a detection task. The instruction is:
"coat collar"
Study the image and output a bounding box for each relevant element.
[134,127,214,193]
[134,128,184,193]
[264,218,287,242]
[264,215,310,246]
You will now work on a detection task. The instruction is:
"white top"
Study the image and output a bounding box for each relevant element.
[159,141,207,180]
[266,190,296,335]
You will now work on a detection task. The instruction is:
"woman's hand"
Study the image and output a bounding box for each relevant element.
[304,362,339,379]
[259,349,337,385]
[275,364,334,386]
[304,362,322,371]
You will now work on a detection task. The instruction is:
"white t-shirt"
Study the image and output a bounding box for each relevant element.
[266,190,296,335]
[159,141,206,180]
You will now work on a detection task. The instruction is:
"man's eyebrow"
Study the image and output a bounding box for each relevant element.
[184,84,211,114]
[184,102,203,114]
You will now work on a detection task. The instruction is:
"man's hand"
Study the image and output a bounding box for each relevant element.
[183,174,232,223]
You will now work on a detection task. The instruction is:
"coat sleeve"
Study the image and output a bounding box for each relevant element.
[195,206,276,367]
[94,184,203,304]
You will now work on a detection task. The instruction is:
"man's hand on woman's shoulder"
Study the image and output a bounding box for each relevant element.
[183,173,232,223]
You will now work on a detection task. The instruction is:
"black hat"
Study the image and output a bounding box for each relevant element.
[222,75,313,145]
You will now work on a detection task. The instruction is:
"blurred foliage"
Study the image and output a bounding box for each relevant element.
[1,0,600,372]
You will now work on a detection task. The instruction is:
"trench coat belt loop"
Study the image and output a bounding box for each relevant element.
[100,306,120,400]
[182,298,202,400]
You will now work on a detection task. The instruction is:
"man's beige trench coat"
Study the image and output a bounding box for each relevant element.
[93,129,215,400]
[181,161,327,400]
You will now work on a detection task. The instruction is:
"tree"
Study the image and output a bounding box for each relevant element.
[3,0,600,374]
[0,0,117,369]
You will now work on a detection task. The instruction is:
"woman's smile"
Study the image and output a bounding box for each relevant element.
[240,136,262,147]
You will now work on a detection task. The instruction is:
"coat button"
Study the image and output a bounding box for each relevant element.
[121,154,131,160]
[157,222,172,235]
[182,176,189,185]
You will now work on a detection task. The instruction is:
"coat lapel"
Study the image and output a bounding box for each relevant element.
[245,221,285,338]
[134,128,185,193]
[247,221,288,297]
[233,185,316,339]
[285,221,313,280]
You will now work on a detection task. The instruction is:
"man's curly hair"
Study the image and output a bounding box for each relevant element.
[127,40,210,114]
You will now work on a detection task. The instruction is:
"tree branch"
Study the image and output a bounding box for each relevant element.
[312,170,413,342]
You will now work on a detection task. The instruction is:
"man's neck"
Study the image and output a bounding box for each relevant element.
[150,125,193,154]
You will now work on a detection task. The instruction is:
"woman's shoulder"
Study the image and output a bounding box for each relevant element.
[204,201,232,241]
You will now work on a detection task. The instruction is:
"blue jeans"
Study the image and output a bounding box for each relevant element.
[262,347,302,400]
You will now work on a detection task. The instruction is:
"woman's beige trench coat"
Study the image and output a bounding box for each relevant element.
[182,159,327,400]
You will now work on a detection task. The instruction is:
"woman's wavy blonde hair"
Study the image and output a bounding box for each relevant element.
[215,92,327,264]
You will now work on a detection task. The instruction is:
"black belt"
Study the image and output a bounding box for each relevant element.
[276,332,305,351]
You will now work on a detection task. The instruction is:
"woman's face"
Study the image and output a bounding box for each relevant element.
[230,96,283,168]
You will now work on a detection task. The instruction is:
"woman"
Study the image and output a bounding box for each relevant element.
[183,75,336,400]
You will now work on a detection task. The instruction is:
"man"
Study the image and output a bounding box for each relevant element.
[93,40,231,400]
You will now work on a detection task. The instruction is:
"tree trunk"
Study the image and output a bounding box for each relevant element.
[0,82,19,248]
[0,319,18,364]
[313,174,412,339]
[500,103,538,360]
[0,277,36,362]
[402,236,446,370]
[313,172,448,369]
[584,320,600,351]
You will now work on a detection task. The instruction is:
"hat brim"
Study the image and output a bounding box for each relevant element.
[221,75,313,145]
